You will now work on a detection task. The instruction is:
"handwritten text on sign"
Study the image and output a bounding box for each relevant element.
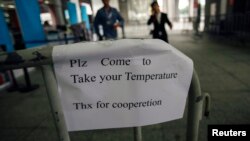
[52,39,193,131]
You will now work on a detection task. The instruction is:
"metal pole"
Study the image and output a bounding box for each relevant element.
[186,71,203,141]
[133,127,142,141]
[7,70,20,92]
[19,67,39,92]
[41,65,70,141]
[64,33,68,44]
[122,26,126,39]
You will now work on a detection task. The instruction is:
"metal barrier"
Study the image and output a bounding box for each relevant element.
[0,43,210,141]
[205,13,250,42]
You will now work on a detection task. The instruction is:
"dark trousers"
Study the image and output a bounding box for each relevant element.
[154,34,169,43]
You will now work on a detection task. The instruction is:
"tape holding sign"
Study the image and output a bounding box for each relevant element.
[52,39,193,131]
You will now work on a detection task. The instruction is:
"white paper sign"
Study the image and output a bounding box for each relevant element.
[52,39,193,131]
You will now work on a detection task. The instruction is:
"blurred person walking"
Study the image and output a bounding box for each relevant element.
[147,1,172,43]
[194,2,201,36]
[94,0,124,40]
